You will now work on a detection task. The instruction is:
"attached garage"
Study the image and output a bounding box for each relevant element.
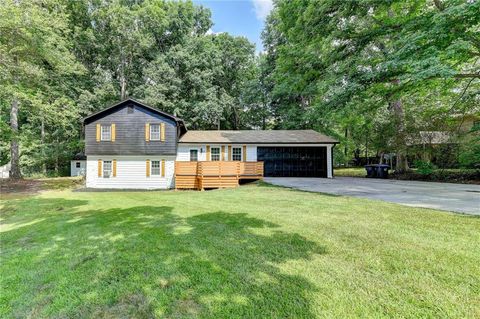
[257,146,327,177]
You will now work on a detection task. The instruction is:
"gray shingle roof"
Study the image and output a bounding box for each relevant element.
[179,130,338,144]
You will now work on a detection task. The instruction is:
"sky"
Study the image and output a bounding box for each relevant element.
[193,0,273,53]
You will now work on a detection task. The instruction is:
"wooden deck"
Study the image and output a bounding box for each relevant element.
[175,161,264,190]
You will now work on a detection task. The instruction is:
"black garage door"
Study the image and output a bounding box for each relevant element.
[257,146,327,177]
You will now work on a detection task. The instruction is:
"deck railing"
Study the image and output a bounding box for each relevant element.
[175,161,263,190]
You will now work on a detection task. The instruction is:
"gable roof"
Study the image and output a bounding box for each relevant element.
[83,98,187,134]
[179,130,338,144]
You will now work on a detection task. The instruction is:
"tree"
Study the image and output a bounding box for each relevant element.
[0,0,81,178]
[264,0,480,172]
[137,33,255,129]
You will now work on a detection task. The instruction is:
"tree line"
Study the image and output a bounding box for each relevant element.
[1,0,479,178]
[261,0,479,172]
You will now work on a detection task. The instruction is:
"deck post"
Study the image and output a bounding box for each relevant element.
[199,162,204,191]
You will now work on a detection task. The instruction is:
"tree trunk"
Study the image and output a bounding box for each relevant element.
[55,138,59,175]
[365,129,368,165]
[391,94,409,173]
[344,128,348,167]
[433,0,444,11]
[119,50,127,100]
[262,100,267,130]
[120,72,127,100]
[378,152,384,165]
[231,106,239,130]
[41,118,47,175]
[10,98,22,179]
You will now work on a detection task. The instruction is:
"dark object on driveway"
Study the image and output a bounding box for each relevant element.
[365,164,390,178]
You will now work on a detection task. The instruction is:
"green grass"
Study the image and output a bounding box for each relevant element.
[1,180,479,318]
[334,167,366,177]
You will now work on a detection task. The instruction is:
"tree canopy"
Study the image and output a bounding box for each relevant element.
[1,0,478,177]
[262,0,479,170]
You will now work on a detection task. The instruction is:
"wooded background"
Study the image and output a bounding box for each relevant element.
[1,0,479,178]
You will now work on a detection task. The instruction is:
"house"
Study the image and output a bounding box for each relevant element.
[70,153,86,176]
[406,114,479,164]
[83,99,338,189]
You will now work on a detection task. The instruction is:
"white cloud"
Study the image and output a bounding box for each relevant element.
[252,0,273,21]
[205,29,225,36]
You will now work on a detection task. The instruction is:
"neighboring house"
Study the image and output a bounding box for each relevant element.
[70,153,86,176]
[404,114,479,165]
[83,99,338,189]
[407,114,480,147]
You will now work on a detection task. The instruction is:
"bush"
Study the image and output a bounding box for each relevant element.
[458,139,480,169]
[458,124,480,169]
[414,160,436,175]
[393,169,480,184]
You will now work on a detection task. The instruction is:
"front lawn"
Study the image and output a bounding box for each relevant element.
[1,180,479,318]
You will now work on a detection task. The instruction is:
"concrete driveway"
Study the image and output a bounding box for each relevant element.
[264,177,480,215]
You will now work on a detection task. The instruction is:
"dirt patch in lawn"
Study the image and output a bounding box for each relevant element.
[0,177,83,199]
[0,179,43,199]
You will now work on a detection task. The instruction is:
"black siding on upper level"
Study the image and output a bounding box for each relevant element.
[84,102,178,156]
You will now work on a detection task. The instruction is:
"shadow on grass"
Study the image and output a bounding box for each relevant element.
[1,198,325,318]
[258,180,341,197]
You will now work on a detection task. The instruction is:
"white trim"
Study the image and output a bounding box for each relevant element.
[151,160,161,176]
[189,148,199,161]
[210,146,220,161]
[100,125,111,141]
[103,160,112,178]
[232,146,242,161]
[150,123,161,141]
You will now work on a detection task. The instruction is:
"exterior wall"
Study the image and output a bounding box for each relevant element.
[71,160,86,176]
[177,143,334,178]
[176,144,256,162]
[84,103,178,156]
[86,155,175,189]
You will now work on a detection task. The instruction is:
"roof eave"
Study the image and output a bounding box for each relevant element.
[82,98,184,125]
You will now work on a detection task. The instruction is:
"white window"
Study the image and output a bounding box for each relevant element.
[150,124,160,140]
[190,149,198,161]
[103,161,112,178]
[211,147,220,161]
[151,160,160,175]
[101,125,111,141]
[232,147,242,161]
[76,162,81,168]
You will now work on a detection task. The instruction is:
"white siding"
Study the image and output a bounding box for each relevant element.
[176,145,206,161]
[86,155,175,189]
[71,160,86,176]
